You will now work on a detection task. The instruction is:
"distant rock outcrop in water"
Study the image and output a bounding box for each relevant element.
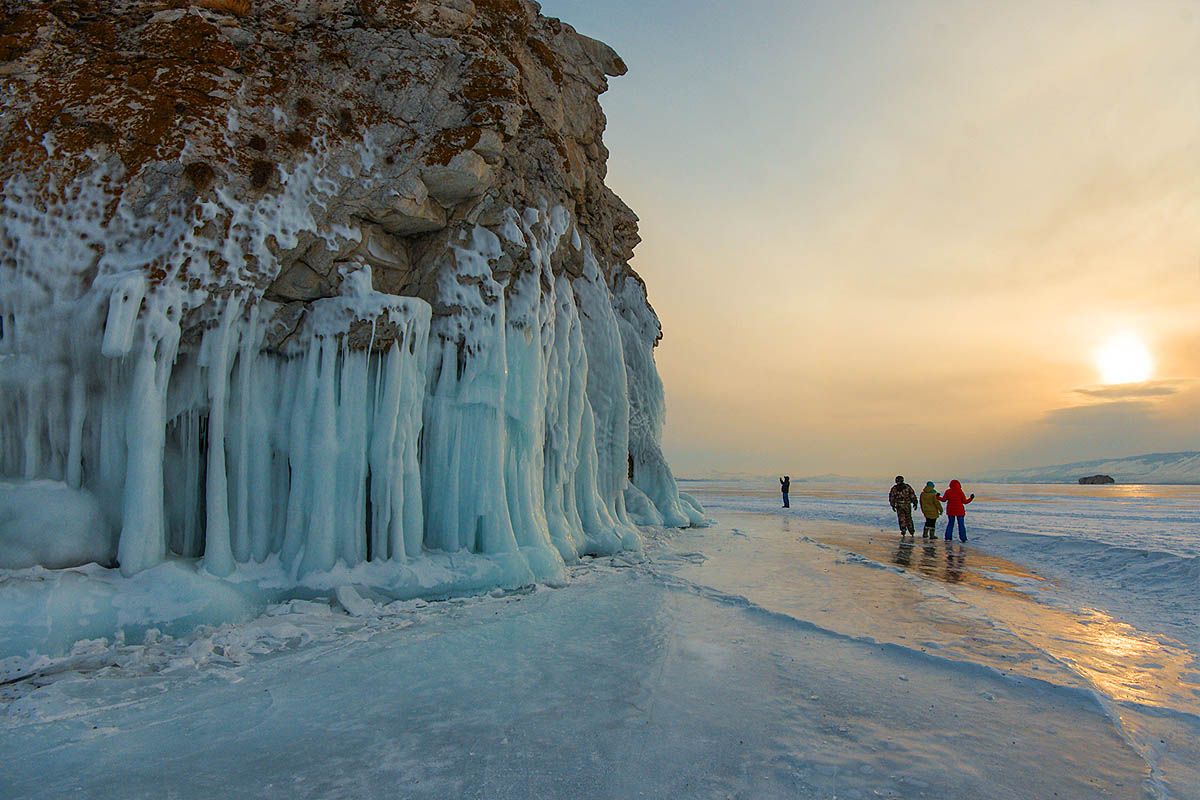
[0,0,706,585]
[1078,475,1116,485]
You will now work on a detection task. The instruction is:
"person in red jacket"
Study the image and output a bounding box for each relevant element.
[938,479,975,542]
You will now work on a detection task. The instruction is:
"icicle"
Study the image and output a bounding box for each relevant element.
[501,267,564,575]
[21,378,42,479]
[613,272,708,528]
[422,342,465,553]
[247,354,280,563]
[335,345,370,567]
[65,372,86,489]
[397,319,427,560]
[369,341,405,560]
[298,337,339,576]
[264,359,291,559]
[201,294,243,577]
[280,345,319,569]
[95,359,128,531]
[541,274,590,560]
[100,274,147,358]
[1,183,700,590]
[568,241,638,552]
[228,303,266,563]
[116,297,181,576]
[421,228,522,560]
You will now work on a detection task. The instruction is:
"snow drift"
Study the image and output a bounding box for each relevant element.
[0,0,703,611]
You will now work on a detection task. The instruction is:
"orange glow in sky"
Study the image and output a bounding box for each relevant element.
[544,0,1200,477]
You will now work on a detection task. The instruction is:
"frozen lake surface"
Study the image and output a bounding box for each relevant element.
[3,487,1199,799]
[690,480,1200,653]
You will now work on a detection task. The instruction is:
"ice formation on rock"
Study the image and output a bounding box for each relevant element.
[0,0,703,595]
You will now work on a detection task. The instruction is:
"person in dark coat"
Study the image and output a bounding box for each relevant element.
[888,475,918,536]
[779,476,790,508]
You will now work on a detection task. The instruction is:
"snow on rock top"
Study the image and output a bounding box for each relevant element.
[0,0,703,611]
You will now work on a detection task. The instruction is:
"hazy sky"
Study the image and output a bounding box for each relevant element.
[539,0,1200,478]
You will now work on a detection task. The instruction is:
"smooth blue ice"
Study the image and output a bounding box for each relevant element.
[4,493,1192,799]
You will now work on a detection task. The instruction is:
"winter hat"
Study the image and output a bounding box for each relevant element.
[925,481,935,489]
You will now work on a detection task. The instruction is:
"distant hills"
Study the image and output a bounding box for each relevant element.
[982,452,1200,485]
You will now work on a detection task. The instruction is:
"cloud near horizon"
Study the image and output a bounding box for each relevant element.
[989,383,1200,471]
[1074,381,1185,400]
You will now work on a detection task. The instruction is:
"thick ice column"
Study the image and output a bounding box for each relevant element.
[423,338,521,556]
[20,372,47,479]
[540,275,592,559]
[368,339,428,561]
[100,274,147,359]
[613,274,707,528]
[2,174,672,583]
[368,346,402,561]
[396,330,428,559]
[201,295,243,577]
[225,304,277,564]
[297,337,341,576]
[116,298,182,575]
[572,243,637,547]
[422,228,524,561]
[334,347,371,566]
[65,372,86,490]
[279,345,318,569]
[95,360,131,534]
[163,405,204,559]
[421,344,465,552]
[272,268,432,571]
[501,268,566,575]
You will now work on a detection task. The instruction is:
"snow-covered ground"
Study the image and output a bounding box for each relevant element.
[3,485,1198,799]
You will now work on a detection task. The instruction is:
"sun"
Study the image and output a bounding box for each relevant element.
[1095,332,1153,385]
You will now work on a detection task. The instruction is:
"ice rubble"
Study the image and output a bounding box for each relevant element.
[0,164,704,627]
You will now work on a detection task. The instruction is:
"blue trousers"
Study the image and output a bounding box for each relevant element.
[782,492,790,508]
[945,516,967,542]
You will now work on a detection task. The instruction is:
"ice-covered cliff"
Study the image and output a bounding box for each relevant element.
[0,0,705,592]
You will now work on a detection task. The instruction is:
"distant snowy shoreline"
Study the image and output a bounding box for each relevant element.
[680,451,1200,486]
[978,451,1199,485]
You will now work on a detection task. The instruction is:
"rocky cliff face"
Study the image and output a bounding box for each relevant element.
[0,0,705,584]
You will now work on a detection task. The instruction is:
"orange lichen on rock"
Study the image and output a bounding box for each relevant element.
[196,0,251,15]
[355,0,418,28]
[0,9,53,61]
[527,36,564,83]
[1,0,641,298]
[0,5,247,182]
[426,126,483,166]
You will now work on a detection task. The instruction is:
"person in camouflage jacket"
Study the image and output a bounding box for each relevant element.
[888,475,918,536]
